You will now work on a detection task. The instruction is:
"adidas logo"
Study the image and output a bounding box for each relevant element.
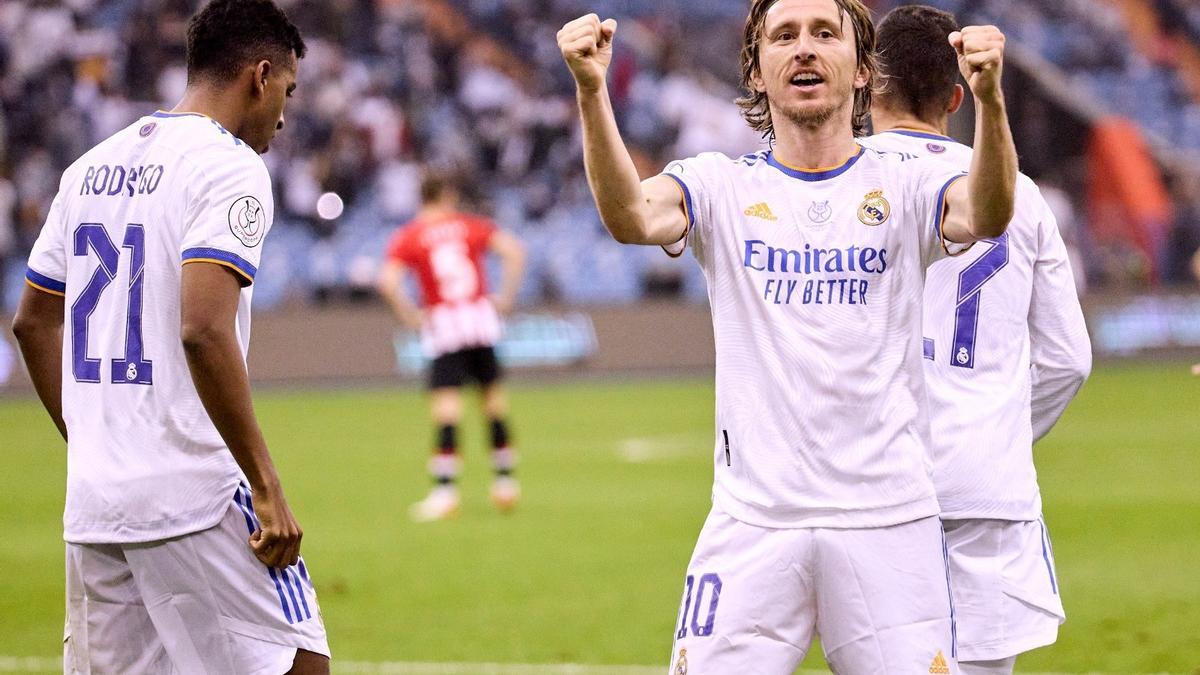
[743,202,779,221]
[929,650,950,674]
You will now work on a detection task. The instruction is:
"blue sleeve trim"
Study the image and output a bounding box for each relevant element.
[664,173,696,230]
[181,247,258,282]
[26,267,67,294]
[932,174,968,238]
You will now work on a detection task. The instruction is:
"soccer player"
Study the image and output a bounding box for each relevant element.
[10,1,330,672]
[559,0,1016,671]
[378,174,526,522]
[860,6,1092,673]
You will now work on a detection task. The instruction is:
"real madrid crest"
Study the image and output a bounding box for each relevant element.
[675,648,688,675]
[857,189,890,226]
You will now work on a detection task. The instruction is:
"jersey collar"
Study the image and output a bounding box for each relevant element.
[883,128,955,142]
[766,146,865,182]
[149,111,244,147]
[150,110,210,120]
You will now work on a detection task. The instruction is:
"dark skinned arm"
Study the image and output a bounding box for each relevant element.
[11,285,67,441]
[180,262,301,569]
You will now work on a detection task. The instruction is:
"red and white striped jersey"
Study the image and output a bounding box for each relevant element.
[385,212,502,357]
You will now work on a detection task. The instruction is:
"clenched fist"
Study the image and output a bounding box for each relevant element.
[557,13,618,93]
[950,25,1006,105]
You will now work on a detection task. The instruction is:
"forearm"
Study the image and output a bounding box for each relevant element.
[1030,359,1089,441]
[380,286,420,324]
[967,97,1017,238]
[13,325,66,440]
[182,329,279,492]
[498,253,525,305]
[578,87,654,244]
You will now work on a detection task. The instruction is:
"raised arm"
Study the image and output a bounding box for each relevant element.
[180,262,301,569]
[940,26,1017,243]
[11,285,67,440]
[488,229,526,315]
[557,14,688,246]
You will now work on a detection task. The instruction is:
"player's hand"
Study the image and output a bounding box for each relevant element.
[558,14,617,93]
[248,485,303,569]
[950,25,1005,105]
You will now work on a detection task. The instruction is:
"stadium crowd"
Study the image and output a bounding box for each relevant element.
[1,0,1198,309]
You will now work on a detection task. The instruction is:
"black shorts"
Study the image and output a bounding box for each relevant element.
[429,346,502,389]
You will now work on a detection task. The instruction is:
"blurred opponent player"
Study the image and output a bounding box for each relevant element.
[10,0,329,673]
[860,6,1091,673]
[378,174,526,522]
[559,0,1018,671]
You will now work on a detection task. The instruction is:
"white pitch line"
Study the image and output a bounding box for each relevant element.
[0,657,59,673]
[617,436,695,463]
[0,656,1177,675]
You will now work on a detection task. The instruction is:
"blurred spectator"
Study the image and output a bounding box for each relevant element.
[2,0,1199,309]
[1164,171,1200,286]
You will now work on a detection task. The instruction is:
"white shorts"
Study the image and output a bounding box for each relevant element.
[668,508,958,675]
[64,484,330,674]
[942,517,1065,662]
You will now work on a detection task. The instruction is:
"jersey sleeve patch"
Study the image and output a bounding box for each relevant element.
[227,195,267,248]
[25,267,67,296]
[182,247,257,285]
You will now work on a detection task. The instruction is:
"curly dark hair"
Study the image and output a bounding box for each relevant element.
[876,5,961,123]
[186,0,306,85]
[736,0,880,139]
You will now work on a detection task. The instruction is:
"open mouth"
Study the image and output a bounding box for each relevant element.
[790,72,825,91]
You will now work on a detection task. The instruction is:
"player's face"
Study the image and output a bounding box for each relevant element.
[245,52,298,154]
[752,0,869,132]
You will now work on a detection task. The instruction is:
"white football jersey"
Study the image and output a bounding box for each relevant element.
[25,111,274,543]
[860,129,1090,520]
[662,146,965,529]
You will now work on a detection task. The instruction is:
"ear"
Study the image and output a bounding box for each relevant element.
[853,62,871,90]
[948,84,965,114]
[751,64,767,94]
[253,60,272,96]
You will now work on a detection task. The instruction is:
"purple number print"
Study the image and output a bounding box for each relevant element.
[951,233,1009,369]
[71,224,120,383]
[112,224,153,384]
[676,575,694,640]
[676,572,722,640]
[690,573,722,637]
[71,222,154,385]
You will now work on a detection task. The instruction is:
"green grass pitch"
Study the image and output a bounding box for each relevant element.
[1,362,1197,673]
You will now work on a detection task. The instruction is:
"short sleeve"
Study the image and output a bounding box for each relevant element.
[467,216,497,253]
[903,157,968,268]
[385,225,415,265]
[25,192,68,296]
[179,151,273,286]
[659,153,723,259]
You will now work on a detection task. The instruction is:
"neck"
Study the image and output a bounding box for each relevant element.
[870,104,948,137]
[172,84,246,138]
[770,107,860,171]
[419,203,455,219]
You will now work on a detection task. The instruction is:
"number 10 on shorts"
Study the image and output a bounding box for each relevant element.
[675,573,722,639]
